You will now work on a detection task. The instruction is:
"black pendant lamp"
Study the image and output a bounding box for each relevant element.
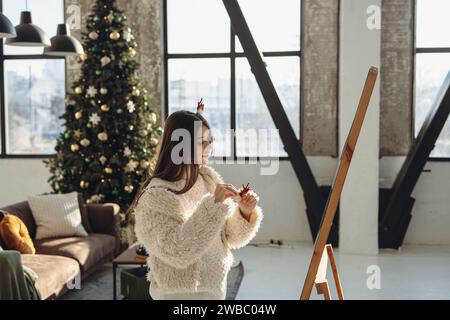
[0,12,16,38]
[44,24,84,56]
[5,11,50,47]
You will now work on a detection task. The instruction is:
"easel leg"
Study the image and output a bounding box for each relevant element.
[326,245,344,300]
[315,281,331,300]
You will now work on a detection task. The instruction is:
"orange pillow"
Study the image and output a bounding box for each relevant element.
[0,214,35,254]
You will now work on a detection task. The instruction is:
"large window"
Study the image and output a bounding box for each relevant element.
[0,0,66,157]
[164,0,301,158]
[415,0,450,158]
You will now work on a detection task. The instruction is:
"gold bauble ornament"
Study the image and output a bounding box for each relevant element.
[74,86,83,94]
[80,138,90,147]
[150,137,159,146]
[71,144,79,152]
[101,104,109,111]
[132,87,140,96]
[149,112,157,124]
[80,180,89,189]
[88,31,99,40]
[136,170,143,176]
[109,30,120,40]
[79,53,87,61]
[104,167,113,174]
[75,111,83,119]
[124,184,134,193]
[100,56,111,67]
[140,160,150,168]
[128,47,136,57]
[97,132,108,141]
[100,87,108,95]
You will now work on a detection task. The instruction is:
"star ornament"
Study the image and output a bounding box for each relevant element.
[127,100,135,113]
[86,86,98,97]
[107,12,114,24]
[89,112,101,126]
[73,129,81,139]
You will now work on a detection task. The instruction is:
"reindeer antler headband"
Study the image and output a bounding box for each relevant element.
[196,97,205,115]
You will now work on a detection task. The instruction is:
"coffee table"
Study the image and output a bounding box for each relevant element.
[112,243,147,300]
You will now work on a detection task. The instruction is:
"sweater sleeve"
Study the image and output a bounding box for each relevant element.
[224,204,263,250]
[134,188,231,269]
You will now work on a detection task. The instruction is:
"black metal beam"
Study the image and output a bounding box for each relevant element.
[222,0,329,242]
[379,71,450,249]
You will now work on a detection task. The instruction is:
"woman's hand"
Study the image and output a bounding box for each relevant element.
[238,190,260,218]
[214,184,239,203]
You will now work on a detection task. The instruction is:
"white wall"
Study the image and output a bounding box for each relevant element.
[211,157,337,243]
[0,159,53,206]
[380,158,450,245]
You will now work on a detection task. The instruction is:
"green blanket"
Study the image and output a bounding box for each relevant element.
[0,246,41,300]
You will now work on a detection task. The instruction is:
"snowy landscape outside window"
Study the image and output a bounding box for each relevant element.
[415,0,450,158]
[1,0,65,156]
[165,0,301,158]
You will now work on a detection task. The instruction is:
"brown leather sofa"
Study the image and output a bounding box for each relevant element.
[0,199,121,300]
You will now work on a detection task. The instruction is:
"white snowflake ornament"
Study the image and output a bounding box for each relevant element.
[86,86,98,97]
[89,112,101,126]
[127,101,135,113]
[125,159,139,172]
[123,146,132,157]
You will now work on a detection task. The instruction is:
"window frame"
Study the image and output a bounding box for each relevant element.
[163,0,302,162]
[0,0,67,159]
[414,0,450,162]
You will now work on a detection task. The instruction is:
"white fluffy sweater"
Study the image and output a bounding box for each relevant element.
[134,165,263,300]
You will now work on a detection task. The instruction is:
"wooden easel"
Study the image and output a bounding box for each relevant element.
[300,67,378,300]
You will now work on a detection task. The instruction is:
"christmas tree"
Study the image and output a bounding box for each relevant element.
[44,0,162,225]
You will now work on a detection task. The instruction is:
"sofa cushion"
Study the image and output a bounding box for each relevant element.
[0,214,36,254]
[0,196,93,240]
[77,193,93,233]
[28,192,88,240]
[0,201,36,239]
[21,254,80,300]
[33,233,115,272]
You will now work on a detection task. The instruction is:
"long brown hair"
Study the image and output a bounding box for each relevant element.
[126,110,211,218]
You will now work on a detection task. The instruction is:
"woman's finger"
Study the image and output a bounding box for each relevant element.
[223,185,239,195]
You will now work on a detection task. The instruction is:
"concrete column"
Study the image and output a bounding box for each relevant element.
[338,0,380,254]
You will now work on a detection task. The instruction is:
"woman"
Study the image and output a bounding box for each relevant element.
[131,101,263,300]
